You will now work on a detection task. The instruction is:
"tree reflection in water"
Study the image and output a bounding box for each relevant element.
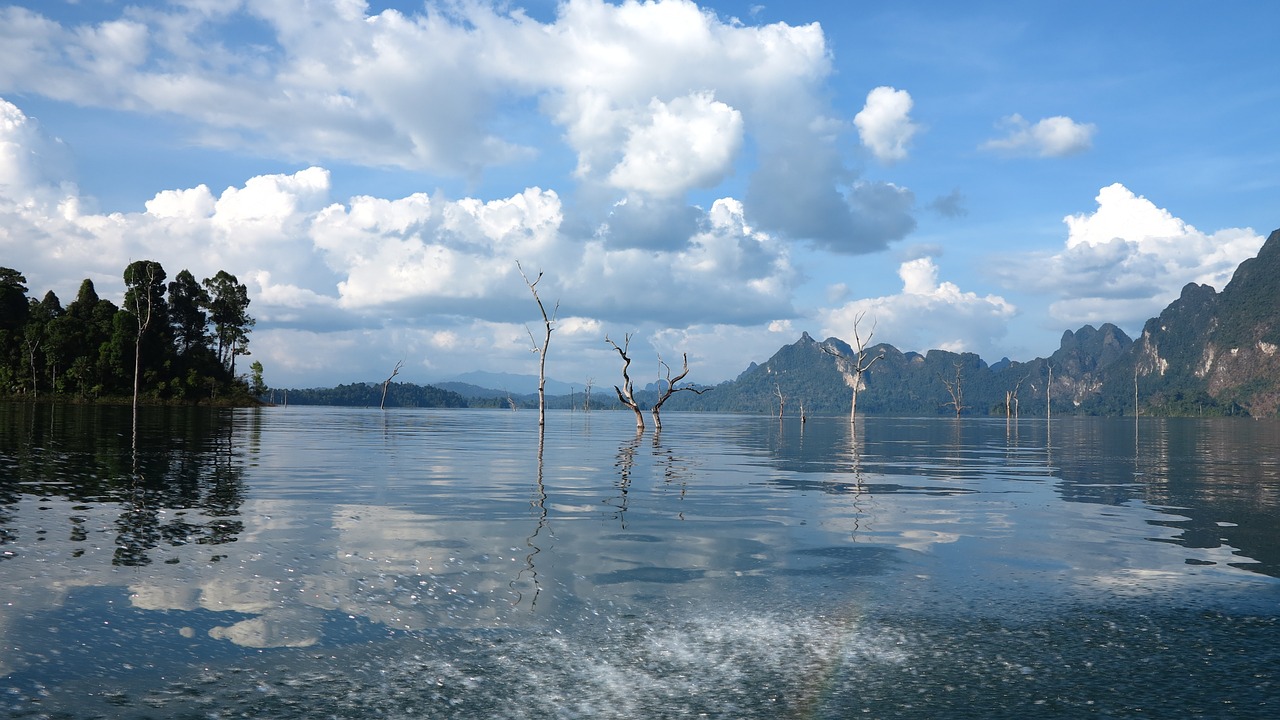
[0,403,248,568]
[511,425,550,609]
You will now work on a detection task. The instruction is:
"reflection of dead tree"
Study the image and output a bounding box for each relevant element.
[822,312,885,423]
[511,426,549,608]
[606,334,646,430]
[379,358,404,410]
[939,361,967,417]
[608,430,642,527]
[774,383,786,418]
[650,353,708,430]
[518,261,558,427]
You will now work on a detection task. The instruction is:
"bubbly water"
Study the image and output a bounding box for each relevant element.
[1,405,1277,718]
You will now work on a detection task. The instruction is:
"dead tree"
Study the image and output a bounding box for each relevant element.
[1004,375,1026,419]
[1046,364,1054,419]
[380,358,404,410]
[583,377,594,412]
[649,352,708,429]
[774,383,786,419]
[127,261,160,427]
[939,361,967,417]
[518,261,558,427]
[606,334,646,430]
[822,312,885,423]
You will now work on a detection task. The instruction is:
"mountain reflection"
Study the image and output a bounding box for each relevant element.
[751,415,1280,578]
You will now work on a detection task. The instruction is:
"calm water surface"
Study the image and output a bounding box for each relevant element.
[1,404,1278,718]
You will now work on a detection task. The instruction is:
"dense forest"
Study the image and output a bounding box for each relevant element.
[0,261,260,405]
[280,382,468,408]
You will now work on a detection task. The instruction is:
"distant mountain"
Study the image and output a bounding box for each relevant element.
[665,227,1280,417]
[438,371,578,396]
[1123,227,1280,415]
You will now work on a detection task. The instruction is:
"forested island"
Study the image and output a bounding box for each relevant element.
[0,261,260,405]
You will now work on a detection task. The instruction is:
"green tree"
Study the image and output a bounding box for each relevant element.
[28,291,64,396]
[64,279,117,397]
[249,360,267,396]
[0,268,30,393]
[203,271,254,376]
[168,269,210,355]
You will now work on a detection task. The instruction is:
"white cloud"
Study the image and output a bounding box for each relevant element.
[981,113,1096,157]
[821,256,1016,356]
[0,97,75,199]
[0,97,802,387]
[0,1,915,252]
[853,86,919,164]
[995,183,1265,329]
[608,92,743,197]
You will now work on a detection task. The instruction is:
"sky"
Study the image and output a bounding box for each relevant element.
[1,0,1277,390]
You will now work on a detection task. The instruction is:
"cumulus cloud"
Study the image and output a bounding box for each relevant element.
[607,92,743,197]
[981,114,1096,157]
[0,97,802,386]
[0,97,75,198]
[0,1,916,254]
[821,256,1016,356]
[853,86,919,164]
[994,183,1264,329]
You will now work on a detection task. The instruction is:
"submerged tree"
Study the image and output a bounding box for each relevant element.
[822,312,885,424]
[649,352,708,430]
[1005,375,1027,419]
[606,334,645,430]
[380,359,404,410]
[939,361,967,418]
[518,262,557,427]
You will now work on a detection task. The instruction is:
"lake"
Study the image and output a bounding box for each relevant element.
[1,404,1278,718]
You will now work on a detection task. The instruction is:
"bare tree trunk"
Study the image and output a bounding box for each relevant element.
[822,312,884,424]
[1046,365,1053,420]
[518,261,557,427]
[774,383,785,419]
[939,362,966,417]
[380,359,404,410]
[606,334,645,430]
[26,338,40,401]
[1005,376,1026,419]
[131,263,158,433]
[650,352,708,429]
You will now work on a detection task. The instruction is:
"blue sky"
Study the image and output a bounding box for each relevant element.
[1,0,1276,389]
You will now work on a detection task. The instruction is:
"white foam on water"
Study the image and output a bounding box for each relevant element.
[38,608,911,719]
